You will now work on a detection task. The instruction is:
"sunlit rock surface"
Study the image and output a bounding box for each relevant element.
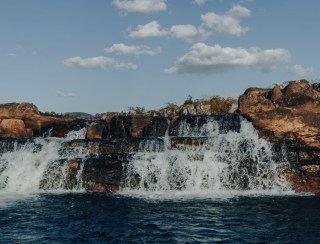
[238,80,320,193]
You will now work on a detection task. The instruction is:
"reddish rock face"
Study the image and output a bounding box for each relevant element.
[283,172,320,194]
[0,103,39,119]
[239,80,320,193]
[238,80,320,149]
[86,122,108,139]
[238,88,275,114]
[0,119,31,138]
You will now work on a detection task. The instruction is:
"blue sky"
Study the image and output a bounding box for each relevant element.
[0,0,319,114]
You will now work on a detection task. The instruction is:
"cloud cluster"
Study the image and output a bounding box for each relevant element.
[165,43,291,74]
[128,4,250,43]
[57,91,76,98]
[112,0,167,14]
[65,3,294,76]
[129,21,168,38]
[105,43,161,56]
[288,64,313,76]
[129,21,211,43]
[170,25,211,43]
[63,56,138,71]
[201,5,251,36]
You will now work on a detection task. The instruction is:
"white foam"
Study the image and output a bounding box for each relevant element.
[0,128,89,194]
[121,118,292,197]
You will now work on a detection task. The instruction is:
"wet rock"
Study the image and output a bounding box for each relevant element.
[219,113,241,133]
[283,172,320,193]
[81,157,124,191]
[109,115,152,139]
[68,160,80,175]
[86,121,108,139]
[143,117,168,137]
[170,114,241,136]
[170,137,207,149]
[41,119,88,138]
[62,139,145,155]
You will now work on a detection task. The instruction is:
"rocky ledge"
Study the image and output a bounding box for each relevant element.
[238,79,320,192]
[0,79,319,193]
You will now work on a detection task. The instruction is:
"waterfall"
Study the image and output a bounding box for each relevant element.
[0,128,88,193]
[121,117,290,196]
[0,115,292,197]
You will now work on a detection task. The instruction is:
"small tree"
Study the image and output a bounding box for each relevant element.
[184,95,193,105]
[127,106,146,114]
[164,102,179,116]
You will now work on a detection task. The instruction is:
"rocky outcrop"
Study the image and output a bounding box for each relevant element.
[0,119,32,138]
[0,81,320,193]
[0,103,40,118]
[0,103,90,138]
[238,80,320,148]
[238,79,320,192]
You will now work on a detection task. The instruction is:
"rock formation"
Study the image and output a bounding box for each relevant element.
[238,79,320,192]
[0,79,319,193]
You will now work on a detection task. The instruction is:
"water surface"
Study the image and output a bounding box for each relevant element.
[1,193,319,243]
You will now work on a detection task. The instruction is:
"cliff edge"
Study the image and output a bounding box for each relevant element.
[238,79,320,192]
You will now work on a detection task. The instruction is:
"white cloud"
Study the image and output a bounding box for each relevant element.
[7,53,17,58]
[170,25,211,43]
[288,64,313,76]
[228,4,251,17]
[129,22,211,43]
[112,0,167,14]
[57,91,76,98]
[165,43,291,74]
[193,0,207,5]
[105,43,161,56]
[129,20,169,38]
[63,56,138,71]
[201,5,251,36]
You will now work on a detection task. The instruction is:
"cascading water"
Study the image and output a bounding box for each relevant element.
[121,117,291,196]
[0,128,88,193]
[0,115,292,199]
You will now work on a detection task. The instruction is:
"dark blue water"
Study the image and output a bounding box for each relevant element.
[0,193,320,243]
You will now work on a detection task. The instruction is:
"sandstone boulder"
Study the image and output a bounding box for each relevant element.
[238,88,275,114]
[0,119,31,138]
[239,80,320,149]
[0,103,39,119]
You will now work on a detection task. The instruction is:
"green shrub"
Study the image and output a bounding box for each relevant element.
[127,106,146,114]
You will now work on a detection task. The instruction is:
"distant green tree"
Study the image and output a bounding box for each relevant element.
[127,106,146,114]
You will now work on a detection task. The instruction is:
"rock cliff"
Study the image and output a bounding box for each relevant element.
[0,80,319,193]
[238,79,320,192]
